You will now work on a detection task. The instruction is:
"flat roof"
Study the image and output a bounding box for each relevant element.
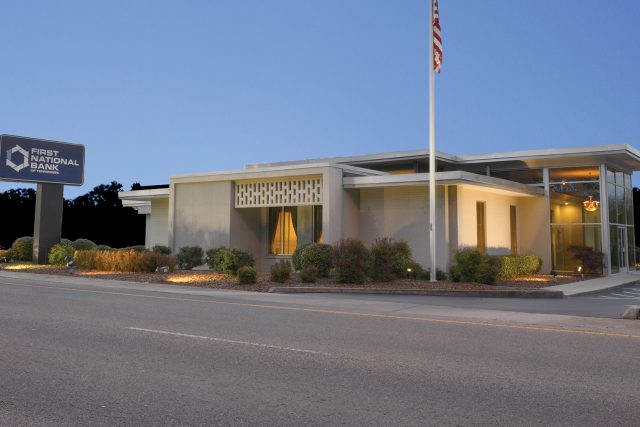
[246,144,640,171]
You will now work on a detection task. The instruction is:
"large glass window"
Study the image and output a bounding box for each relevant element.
[268,206,322,255]
[549,167,602,273]
[607,168,635,270]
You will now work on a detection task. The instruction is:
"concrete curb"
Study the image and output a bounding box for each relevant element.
[268,287,566,299]
[622,306,640,320]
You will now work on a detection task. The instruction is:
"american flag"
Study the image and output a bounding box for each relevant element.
[433,0,442,73]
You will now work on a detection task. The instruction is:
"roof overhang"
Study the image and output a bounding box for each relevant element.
[119,187,170,202]
[343,171,545,197]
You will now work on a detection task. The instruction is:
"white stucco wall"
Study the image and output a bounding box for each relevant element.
[456,187,519,255]
[518,196,552,273]
[172,181,233,251]
[358,186,447,270]
[146,198,169,248]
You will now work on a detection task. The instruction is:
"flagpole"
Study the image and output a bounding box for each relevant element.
[428,0,437,282]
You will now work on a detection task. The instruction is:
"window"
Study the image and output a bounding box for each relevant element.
[476,201,486,251]
[510,205,517,254]
[549,167,602,273]
[268,206,322,255]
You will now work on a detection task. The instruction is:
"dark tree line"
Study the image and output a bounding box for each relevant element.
[0,182,144,249]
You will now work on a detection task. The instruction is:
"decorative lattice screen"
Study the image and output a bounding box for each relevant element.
[235,177,322,207]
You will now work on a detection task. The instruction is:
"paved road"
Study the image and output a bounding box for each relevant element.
[1,275,640,426]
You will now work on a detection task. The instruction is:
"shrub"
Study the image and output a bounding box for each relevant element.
[449,248,501,284]
[292,243,312,271]
[299,243,333,277]
[152,244,171,255]
[95,244,112,251]
[72,238,97,251]
[405,261,447,281]
[300,265,318,283]
[176,246,204,270]
[449,248,485,283]
[74,249,175,273]
[370,238,413,282]
[60,238,73,247]
[48,243,75,265]
[73,250,96,270]
[497,255,543,280]
[10,236,33,261]
[475,263,499,285]
[331,238,370,284]
[567,245,604,274]
[237,266,258,285]
[206,247,254,275]
[270,260,291,283]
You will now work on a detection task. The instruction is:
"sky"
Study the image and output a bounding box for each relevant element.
[1,0,639,197]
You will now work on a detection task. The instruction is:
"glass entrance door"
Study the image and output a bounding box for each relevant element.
[617,226,628,273]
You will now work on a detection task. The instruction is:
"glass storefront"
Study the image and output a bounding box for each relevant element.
[607,168,635,273]
[268,206,322,255]
[549,167,602,273]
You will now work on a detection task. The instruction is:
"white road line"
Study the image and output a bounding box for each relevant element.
[127,327,332,357]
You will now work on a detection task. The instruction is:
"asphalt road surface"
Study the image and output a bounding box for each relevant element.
[1,275,639,426]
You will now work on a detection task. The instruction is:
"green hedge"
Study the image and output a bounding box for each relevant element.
[9,236,33,261]
[48,243,75,265]
[206,247,254,275]
[176,246,203,270]
[74,249,175,273]
[299,243,333,277]
[496,255,543,280]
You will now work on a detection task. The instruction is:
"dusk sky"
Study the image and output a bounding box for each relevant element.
[1,0,639,197]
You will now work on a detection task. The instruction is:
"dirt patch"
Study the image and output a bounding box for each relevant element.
[1,263,579,292]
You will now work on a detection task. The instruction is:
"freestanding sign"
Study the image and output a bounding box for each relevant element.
[0,135,86,264]
[0,134,85,185]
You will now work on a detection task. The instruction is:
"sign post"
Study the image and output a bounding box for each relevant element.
[0,135,85,263]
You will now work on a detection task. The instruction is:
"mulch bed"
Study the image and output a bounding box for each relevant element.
[0,263,579,293]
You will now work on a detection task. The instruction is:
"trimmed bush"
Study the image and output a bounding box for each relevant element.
[74,249,175,273]
[497,255,543,280]
[206,247,254,275]
[176,246,204,270]
[48,243,75,265]
[331,238,370,284]
[300,265,318,283]
[475,263,499,285]
[10,236,33,261]
[95,244,112,251]
[292,243,312,271]
[567,245,604,274]
[370,238,412,282]
[450,248,499,284]
[299,243,333,277]
[237,266,258,285]
[270,260,291,283]
[61,238,73,247]
[72,238,97,251]
[152,245,171,255]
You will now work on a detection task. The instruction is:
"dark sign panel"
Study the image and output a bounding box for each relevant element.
[0,135,85,186]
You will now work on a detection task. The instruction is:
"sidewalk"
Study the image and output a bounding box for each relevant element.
[545,270,640,296]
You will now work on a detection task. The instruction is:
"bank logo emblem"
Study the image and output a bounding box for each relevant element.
[6,145,30,172]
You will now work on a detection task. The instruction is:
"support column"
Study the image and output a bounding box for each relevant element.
[32,183,64,264]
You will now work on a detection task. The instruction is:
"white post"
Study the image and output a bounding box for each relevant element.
[428,0,437,281]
